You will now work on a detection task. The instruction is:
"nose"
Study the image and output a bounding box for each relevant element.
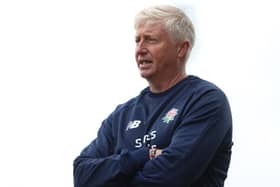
[135,42,148,56]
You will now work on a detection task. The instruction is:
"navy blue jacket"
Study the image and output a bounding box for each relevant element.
[73,75,233,187]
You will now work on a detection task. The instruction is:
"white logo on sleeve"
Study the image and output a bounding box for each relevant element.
[126,120,142,131]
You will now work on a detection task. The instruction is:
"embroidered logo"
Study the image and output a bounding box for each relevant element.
[162,108,179,124]
[126,120,142,130]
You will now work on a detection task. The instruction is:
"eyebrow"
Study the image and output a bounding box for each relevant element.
[135,32,158,38]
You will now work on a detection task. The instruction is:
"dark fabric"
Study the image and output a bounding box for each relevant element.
[73,75,233,187]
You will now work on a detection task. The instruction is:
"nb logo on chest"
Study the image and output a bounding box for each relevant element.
[126,120,142,131]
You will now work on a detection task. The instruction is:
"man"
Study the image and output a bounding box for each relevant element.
[74,5,233,187]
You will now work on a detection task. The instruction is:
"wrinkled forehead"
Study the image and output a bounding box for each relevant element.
[135,20,167,36]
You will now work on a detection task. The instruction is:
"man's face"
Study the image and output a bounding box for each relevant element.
[135,21,180,82]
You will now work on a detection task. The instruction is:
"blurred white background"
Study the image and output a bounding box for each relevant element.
[0,0,279,186]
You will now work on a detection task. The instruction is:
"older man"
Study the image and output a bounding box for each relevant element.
[74,5,233,187]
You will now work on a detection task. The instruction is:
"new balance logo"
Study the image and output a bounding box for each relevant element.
[126,120,141,131]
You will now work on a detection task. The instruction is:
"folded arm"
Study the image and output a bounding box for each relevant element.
[73,117,150,187]
[129,90,233,187]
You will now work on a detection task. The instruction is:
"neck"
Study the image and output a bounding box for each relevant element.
[148,72,187,93]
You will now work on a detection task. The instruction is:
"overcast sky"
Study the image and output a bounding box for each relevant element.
[0,0,279,186]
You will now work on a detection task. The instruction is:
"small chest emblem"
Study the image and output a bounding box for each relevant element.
[162,108,179,124]
[126,120,141,131]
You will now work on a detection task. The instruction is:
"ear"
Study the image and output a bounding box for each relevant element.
[177,41,189,58]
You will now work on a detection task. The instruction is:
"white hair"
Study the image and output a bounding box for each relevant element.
[135,5,195,52]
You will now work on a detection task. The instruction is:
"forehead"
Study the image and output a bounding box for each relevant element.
[135,20,167,36]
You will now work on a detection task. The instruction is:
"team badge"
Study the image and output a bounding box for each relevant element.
[162,108,179,124]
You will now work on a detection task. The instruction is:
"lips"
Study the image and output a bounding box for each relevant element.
[138,60,152,68]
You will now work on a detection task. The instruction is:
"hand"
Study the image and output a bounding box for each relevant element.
[149,148,163,160]
[155,149,162,157]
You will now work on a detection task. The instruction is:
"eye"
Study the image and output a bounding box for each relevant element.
[135,37,140,43]
[147,37,158,43]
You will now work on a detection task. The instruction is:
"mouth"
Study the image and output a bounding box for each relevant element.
[138,60,152,68]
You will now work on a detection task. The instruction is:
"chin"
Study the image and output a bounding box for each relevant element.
[139,72,150,78]
[140,74,148,79]
[139,70,155,80]
[140,74,155,83]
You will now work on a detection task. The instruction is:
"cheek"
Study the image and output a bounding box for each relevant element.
[150,47,165,61]
[153,47,171,62]
[156,50,178,69]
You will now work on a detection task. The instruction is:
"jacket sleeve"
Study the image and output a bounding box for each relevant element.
[129,89,233,187]
[73,114,150,187]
